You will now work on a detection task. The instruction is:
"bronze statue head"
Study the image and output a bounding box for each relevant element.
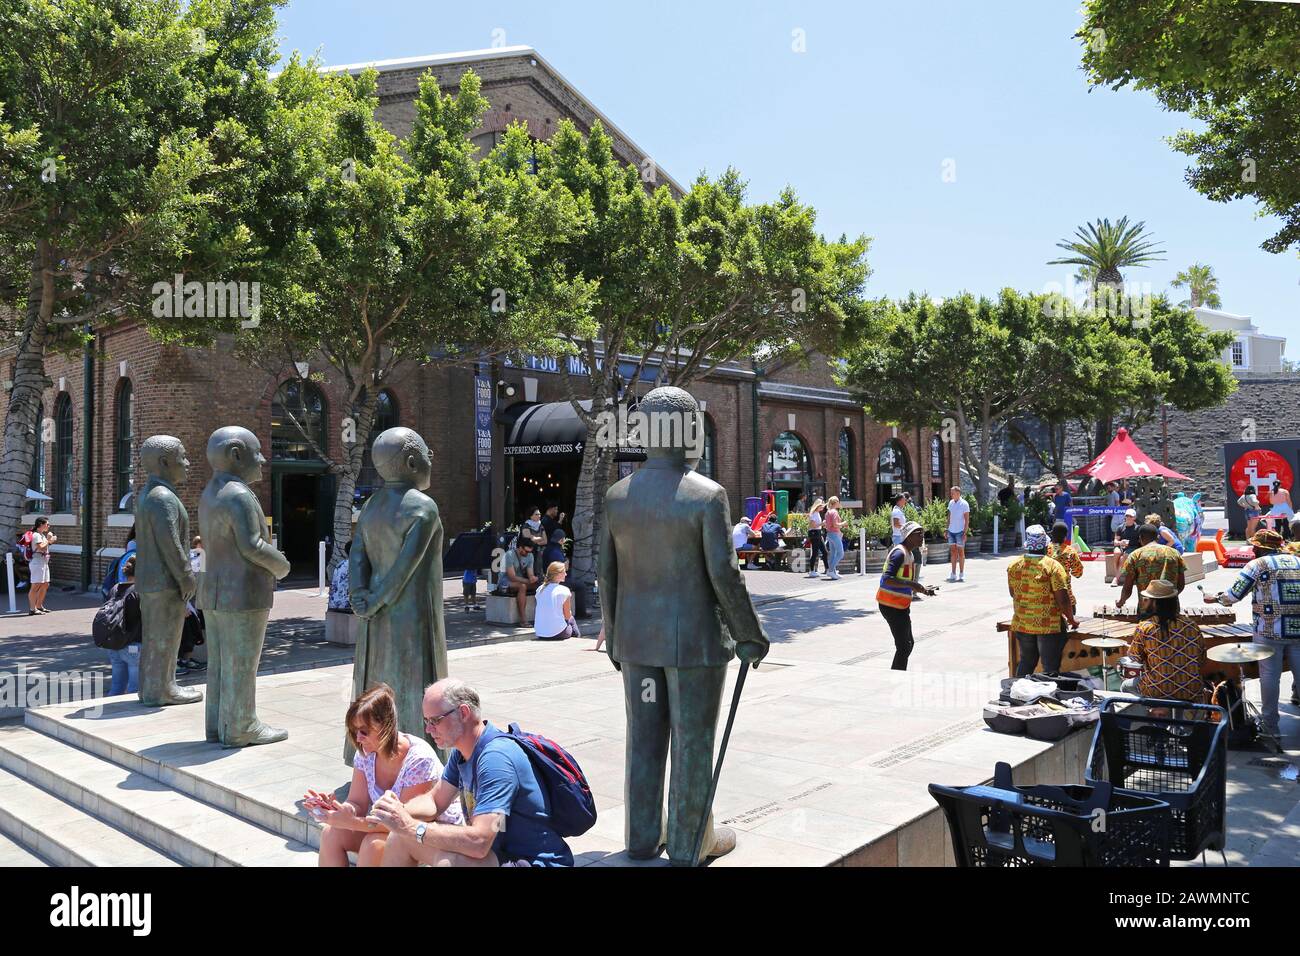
[637,386,703,464]
[206,426,265,484]
[371,427,432,491]
[140,435,189,486]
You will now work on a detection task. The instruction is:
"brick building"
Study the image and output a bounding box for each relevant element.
[5,46,955,585]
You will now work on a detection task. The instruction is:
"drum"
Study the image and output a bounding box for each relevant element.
[1118,656,1143,681]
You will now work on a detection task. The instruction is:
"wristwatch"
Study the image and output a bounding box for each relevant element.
[415,823,427,845]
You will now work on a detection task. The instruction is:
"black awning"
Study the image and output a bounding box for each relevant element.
[502,401,644,461]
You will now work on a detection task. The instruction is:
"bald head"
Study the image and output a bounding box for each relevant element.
[637,386,703,462]
[206,426,264,483]
[372,427,431,489]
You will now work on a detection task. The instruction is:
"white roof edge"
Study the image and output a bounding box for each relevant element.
[315,46,685,195]
[1194,306,1251,321]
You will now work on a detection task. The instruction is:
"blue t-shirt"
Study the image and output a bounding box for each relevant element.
[1053,491,1072,518]
[442,722,573,867]
[542,543,566,568]
[462,569,478,586]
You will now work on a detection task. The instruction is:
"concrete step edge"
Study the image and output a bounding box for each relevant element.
[23,708,317,850]
[0,764,178,867]
[0,727,314,867]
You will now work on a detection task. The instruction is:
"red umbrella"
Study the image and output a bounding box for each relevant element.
[1068,427,1191,483]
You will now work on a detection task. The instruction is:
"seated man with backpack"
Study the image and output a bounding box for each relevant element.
[94,555,143,695]
[369,678,586,867]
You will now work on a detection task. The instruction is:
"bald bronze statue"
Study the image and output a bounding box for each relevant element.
[198,426,290,747]
[345,427,448,764]
[134,435,202,707]
[599,386,769,865]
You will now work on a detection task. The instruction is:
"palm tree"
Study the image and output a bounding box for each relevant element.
[1048,217,1165,292]
[1170,262,1222,309]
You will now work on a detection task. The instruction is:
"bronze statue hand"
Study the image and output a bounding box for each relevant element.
[735,639,766,668]
[351,589,374,618]
[180,571,198,604]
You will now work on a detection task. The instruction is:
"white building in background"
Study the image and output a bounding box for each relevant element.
[1194,307,1288,375]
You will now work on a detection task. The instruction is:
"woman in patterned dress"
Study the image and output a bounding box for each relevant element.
[1125,579,1205,704]
[306,683,464,866]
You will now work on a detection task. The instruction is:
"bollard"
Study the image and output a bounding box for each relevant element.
[993,514,1000,556]
[5,551,15,613]
[318,540,327,597]
[859,528,866,575]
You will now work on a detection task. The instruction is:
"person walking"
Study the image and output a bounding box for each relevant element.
[1239,486,1262,539]
[805,498,828,578]
[23,516,54,614]
[876,521,935,670]
[890,494,907,545]
[1267,480,1294,539]
[1007,524,1078,676]
[946,486,970,583]
[824,496,844,580]
[1206,529,1300,750]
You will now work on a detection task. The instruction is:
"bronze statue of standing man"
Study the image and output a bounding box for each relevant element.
[599,386,769,866]
[135,435,203,707]
[198,426,291,747]
[346,427,448,763]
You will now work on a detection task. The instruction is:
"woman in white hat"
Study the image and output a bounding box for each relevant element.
[1124,578,1205,704]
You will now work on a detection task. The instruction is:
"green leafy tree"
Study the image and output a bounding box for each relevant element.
[1048,216,1165,292]
[241,63,593,570]
[1079,0,1300,254]
[1170,262,1222,309]
[541,122,869,601]
[0,0,288,549]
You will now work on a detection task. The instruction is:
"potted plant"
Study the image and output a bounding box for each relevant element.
[860,507,892,571]
[919,498,950,563]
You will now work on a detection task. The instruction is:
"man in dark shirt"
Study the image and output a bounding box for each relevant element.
[540,502,561,543]
[760,517,783,551]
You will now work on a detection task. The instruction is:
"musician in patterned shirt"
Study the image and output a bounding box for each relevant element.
[1126,579,1205,704]
[1007,525,1078,676]
[1117,525,1185,611]
[1207,529,1300,745]
[1046,521,1084,626]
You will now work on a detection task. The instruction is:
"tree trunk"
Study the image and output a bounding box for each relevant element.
[328,391,378,573]
[1094,414,1111,459]
[567,414,613,615]
[0,264,51,548]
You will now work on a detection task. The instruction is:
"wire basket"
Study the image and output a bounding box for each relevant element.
[1085,697,1227,860]
[930,762,1171,867]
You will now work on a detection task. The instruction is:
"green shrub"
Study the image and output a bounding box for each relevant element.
[787,512,809,536]
[918,497,949,540]
[861,506,891,545]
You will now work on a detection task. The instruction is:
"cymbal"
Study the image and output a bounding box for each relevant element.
[1081,637,1129,649]
[1207,642,1276,664]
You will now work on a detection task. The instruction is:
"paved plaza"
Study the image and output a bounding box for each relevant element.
[1,550,1297,866]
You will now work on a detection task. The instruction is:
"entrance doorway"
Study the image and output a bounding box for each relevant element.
[507,457,581,533]
[273,468,335,581]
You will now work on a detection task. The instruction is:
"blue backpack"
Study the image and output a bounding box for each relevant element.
[500,723,597,837]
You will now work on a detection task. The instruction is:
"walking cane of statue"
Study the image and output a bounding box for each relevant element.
[692,658,755,866]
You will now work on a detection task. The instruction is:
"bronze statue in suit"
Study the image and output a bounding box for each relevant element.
[198,426,291,747]
[599,386,769,865]
[135,435,202,707]
[346,427,447,763]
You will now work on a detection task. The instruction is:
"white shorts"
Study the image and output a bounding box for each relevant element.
[28,558,50,584]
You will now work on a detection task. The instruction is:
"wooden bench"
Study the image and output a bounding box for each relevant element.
[737,547,788,570]
[486,592,536,625]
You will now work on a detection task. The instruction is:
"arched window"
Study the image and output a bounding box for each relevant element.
[26,401,44,514]
[875,438,913,507]
[838,428,856,499]
[768,431,813,495]
[271,379,328,462]
[696,414,716,478]
[356,389,400,496]
[115,380,134,511]
[53,393,73,513]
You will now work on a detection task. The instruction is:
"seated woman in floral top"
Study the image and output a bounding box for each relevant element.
[306,683,464,866]
[1125,579,1205,704]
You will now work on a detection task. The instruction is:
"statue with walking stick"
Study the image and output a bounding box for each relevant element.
[599,386,769,865]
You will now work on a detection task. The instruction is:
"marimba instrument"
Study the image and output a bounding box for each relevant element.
[1092,604,1238,625]
[998,618,1260,679]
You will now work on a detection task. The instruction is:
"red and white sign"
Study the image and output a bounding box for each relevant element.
[1229,448,1294,502]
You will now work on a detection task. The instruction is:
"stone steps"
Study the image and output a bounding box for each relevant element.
[0,764,178,867]
[0,725,316,867]
[0,825,51,866]
[24,706,322,851]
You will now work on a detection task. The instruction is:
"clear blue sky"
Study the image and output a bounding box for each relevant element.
[275,0,1299,346]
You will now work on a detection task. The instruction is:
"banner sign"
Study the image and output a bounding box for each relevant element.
[474,375,492,481]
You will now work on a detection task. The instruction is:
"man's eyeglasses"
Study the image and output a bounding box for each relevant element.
[423,707,459,729]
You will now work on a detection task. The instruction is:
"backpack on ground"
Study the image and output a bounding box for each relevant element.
[93,584,132,651]
[501,723,597,837]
